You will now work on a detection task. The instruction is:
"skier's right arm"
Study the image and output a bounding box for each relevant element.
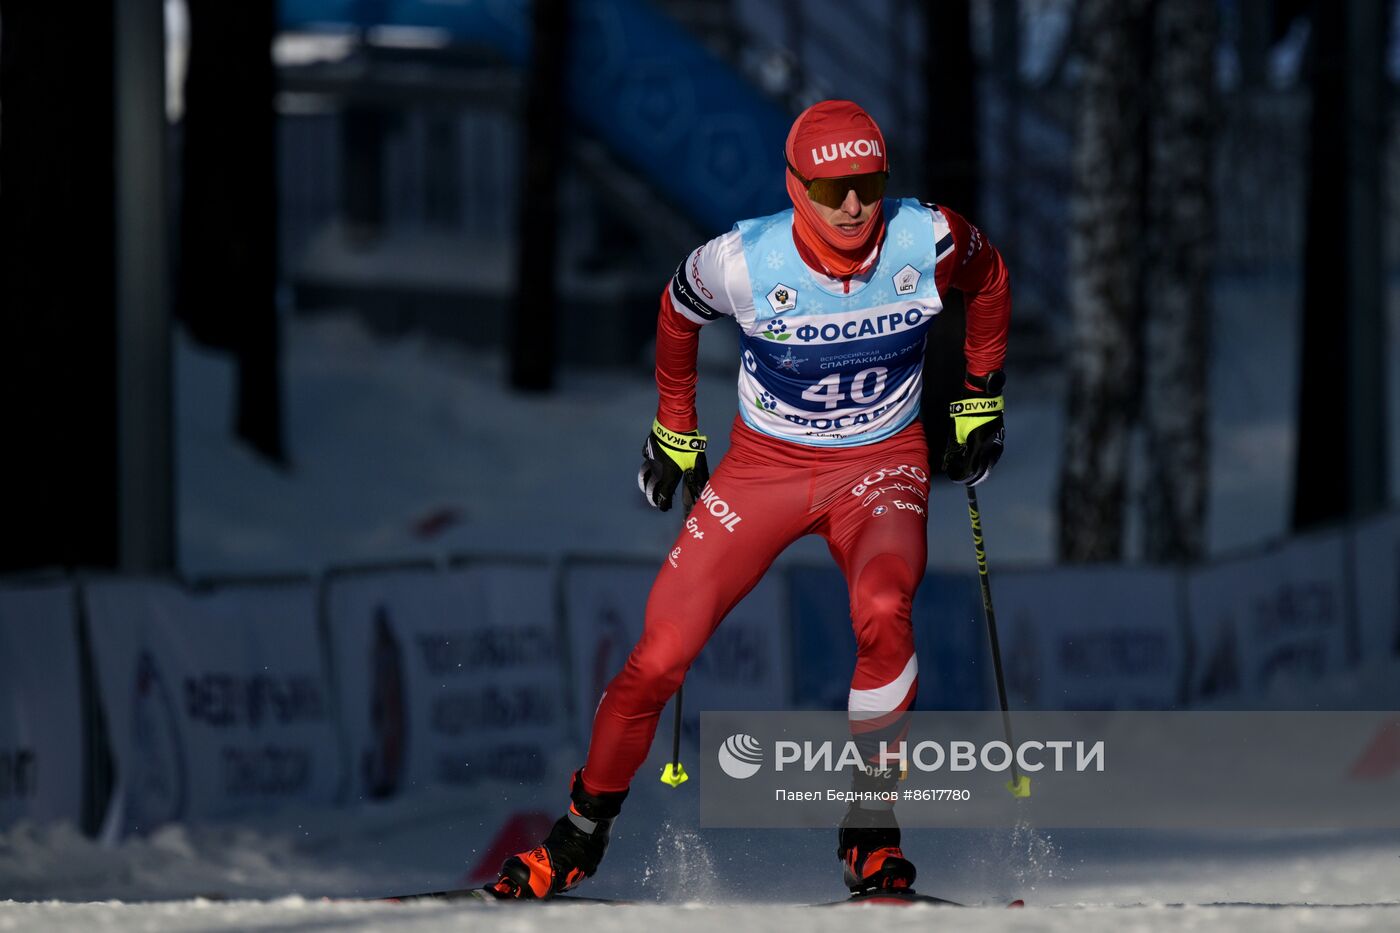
[638,236,740,512]
[638,290,709,512]
[654,289,704,433]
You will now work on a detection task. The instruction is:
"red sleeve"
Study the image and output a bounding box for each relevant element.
[933,205,1011,383]
[654,288,702,432]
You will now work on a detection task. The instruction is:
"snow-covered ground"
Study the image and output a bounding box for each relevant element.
[2,899,1396,933]
[5,720,1396,929]
[2,781,1397,930]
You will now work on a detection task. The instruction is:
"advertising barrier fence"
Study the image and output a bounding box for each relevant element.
[0,582,85,830]
[1185,529,1354,707]
[3,506,1395,836]
[83,578,341,836]
[1353,512,1400,706]
[992,567,1187,710]
[322,560,569,799]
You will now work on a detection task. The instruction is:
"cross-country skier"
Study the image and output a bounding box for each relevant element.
[493,99,1010,899]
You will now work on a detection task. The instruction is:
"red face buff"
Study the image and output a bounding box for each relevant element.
[785,99,889,279]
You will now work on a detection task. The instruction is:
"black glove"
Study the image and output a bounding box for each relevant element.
[943,370,1005,486]
[637,419,709,512]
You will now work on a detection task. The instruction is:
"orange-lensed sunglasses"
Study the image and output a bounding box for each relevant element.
[787,160,889,209]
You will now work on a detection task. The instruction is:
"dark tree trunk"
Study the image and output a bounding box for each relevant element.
[1235,0,1270,89]
[921,0,979,458]
[341,104,389,239]
[1141,0,1216,562]
[923,0,978,215]
[1057,0,1150,562]
[509,0,572,392]
[1292,0,1390,528]
[178,0,284,462]
[0,1,119,570]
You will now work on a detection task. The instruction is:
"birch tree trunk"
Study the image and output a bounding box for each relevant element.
[1142,0,1217,562]
[1057,0,1149,562]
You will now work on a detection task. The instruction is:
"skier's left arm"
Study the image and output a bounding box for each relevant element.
[935,205,1011,485]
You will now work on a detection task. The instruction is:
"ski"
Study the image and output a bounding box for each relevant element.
[373,886,627,905]
[815,890,1026,908]
[374,886,492,903]
[369,885,1020,908]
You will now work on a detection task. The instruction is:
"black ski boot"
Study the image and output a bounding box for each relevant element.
[492,771,627,899]
[837,802,917,894]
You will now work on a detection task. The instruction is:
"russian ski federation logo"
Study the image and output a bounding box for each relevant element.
[766,283,798,314]
[893,264,921,296]
[718,733,764,779]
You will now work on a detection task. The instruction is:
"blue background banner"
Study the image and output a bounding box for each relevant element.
[279,0,791,233]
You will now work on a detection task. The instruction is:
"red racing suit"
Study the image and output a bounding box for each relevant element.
[581,202,1010,793]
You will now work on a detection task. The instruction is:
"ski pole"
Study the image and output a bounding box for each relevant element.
[965,485,1030,798]
[661,501,695,788]
[660,682,687,787]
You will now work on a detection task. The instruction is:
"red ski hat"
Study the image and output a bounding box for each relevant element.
[786,99,888,180]
[784,100,889,278]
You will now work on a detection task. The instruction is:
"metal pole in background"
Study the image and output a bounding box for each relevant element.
[1293,0,1389,527]
[1341,0,1389,517]
[920,0,980,458]
[115,0,174,572]
[509,0,571,392]
[0,2,119,570]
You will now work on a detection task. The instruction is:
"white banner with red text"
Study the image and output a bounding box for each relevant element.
[83,579,340,835]
[1185,529,1353,707]
[323,561,569,801]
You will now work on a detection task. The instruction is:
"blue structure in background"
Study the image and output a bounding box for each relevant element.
[787,566,997,711]
[279,0,792,234]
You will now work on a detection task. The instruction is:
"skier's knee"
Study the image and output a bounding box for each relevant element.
[626,645,690,699]
[851,554,917,649]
